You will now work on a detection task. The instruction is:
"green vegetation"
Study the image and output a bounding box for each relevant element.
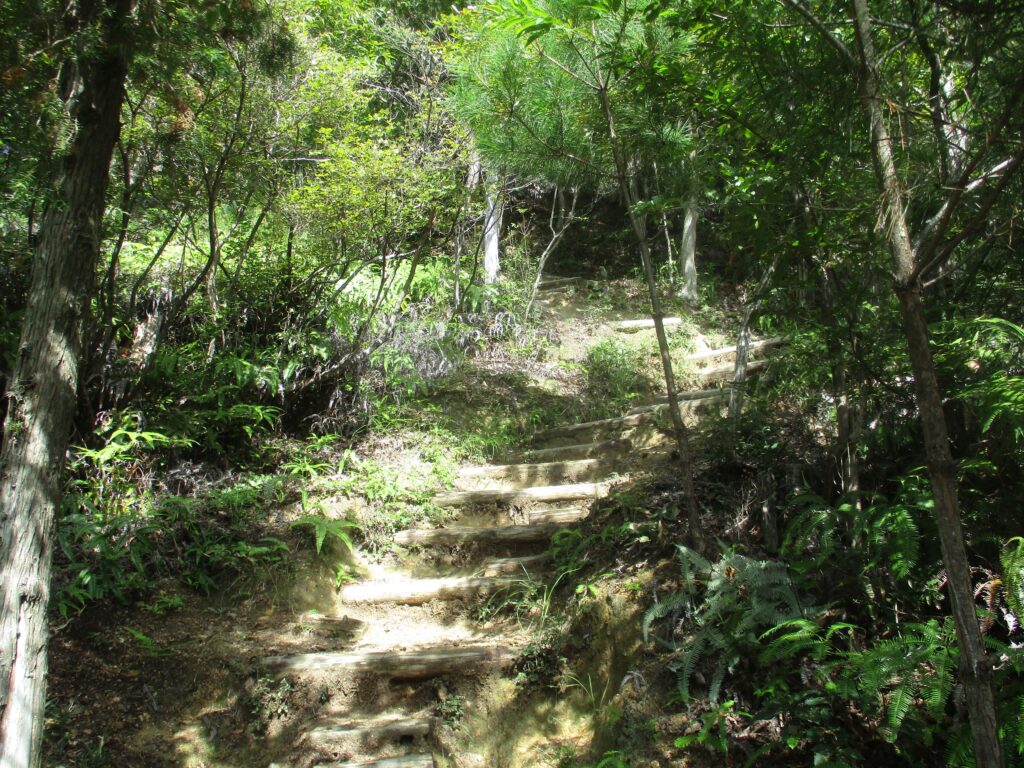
[1,0,1023,765]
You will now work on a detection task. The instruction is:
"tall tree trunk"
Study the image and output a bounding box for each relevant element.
[598,87,704,552]
[850,1,1002,764]
[0,2,134,765]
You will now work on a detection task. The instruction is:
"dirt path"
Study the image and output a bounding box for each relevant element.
[45,278,767,768]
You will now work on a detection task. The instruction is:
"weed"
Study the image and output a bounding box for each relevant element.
[249,675,293,734]
[674,700,749,754]
[124,627,168,656]
[513,636,567,691]
[435,693,466,728]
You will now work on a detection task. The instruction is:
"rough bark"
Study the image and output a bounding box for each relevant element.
[0,3,134,766]
[849,1,1003,764]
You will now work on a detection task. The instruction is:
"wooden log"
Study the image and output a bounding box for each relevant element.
[455,458,617,490]
[317,755,436,768]
[537,275,583,290]
[534,412,655,441]
[684,336,785,362]
[626,392,728,416]
[608,316,684,332]
[340,576,515,605]
[264,645,516,677]
[433,481,608,507]
[306,713,435,744]
[528,506,587,525]
[696,358,767,381]
[481,554,551,576]
[519,438,632,463]
[394,522,565,546]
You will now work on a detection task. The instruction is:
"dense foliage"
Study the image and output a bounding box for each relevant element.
[1,0,1023,765]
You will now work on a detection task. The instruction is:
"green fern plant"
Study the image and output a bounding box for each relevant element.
[644,545,808,704]
[834,618,956,743]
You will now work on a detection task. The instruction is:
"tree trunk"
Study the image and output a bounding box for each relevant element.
[483,182,502,285]
[850,1,1003,764]
[597,87,704,552]
[678,198,698,303]
[0,3,133,765]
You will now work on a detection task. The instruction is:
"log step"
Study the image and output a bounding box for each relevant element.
[394,522,566,547]
[264,645,516,677]
[481,553,551,576]
[534,412,655,441]
[317,755,435,768]
[456,457,618,489]
[626,391,728,416]
[685,336,785,362]
[538,275,584,290]
[340,576,516,605]
[608,316,684,332]
[432,482,608,508]
[519,438,633,463]
[529,506,588,525]
[306,712,435,744]
[695,358,767,381]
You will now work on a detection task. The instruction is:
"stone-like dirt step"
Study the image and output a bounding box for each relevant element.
[306,712,435,745]
[433,481,609,507]
[518,438,633,463]
[455,457,620,490]
[318,756,435,768]
[264,645,516,677]
[340,576,519,605]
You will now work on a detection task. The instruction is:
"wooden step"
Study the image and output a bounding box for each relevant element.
[529,506,587,524]
[264,645,516,677]
[340,576,516,605]
[626,391,728,416]
[481,553,551,576]
[608,316,684,332]
[695,358,766,381]
[519,438,632,463]
[432,481,608,508]
[306,713,435,744]
[394,522,566,547]
[317,755,435,768]
[538,276,584,290]
[535,412,655,442]
[685,336,785,362]
[456,457,617,489]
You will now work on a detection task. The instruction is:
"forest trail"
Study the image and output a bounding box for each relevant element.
[258,279,770,768]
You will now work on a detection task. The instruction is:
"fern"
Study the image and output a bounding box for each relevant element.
[648,545,809,704]
[291,514,359,555]
[835,618,956,742]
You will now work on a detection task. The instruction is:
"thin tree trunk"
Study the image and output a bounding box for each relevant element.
[850,1,1002,763]
[524,187,578,322]
[679,198,698,303]
[729,254,778,420]
[597,86,704,552]
[483,182,502,285]
[0,2,134,765]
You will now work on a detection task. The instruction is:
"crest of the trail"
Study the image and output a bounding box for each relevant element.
[261,277,779,768]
